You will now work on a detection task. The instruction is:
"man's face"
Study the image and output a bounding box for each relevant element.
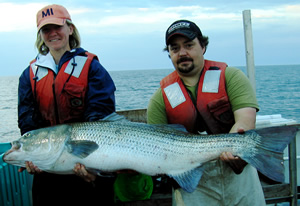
[168,36,205,76]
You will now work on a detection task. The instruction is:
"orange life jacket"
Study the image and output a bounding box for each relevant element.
[29,52,96,126]
[161,60,234,134]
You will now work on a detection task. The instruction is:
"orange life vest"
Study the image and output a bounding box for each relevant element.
[29,52,96,126]
[161,60,234,134]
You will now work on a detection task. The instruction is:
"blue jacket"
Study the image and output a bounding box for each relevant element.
[18,48,116,135]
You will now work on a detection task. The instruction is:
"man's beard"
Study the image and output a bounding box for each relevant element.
[178,64,195,74]
[177,57,195,74]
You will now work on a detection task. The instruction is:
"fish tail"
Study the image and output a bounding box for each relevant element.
[242,124,299,183]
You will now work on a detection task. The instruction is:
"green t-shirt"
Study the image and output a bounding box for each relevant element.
[147,67,259,124]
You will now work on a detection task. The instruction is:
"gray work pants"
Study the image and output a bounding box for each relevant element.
[172,160,266,206]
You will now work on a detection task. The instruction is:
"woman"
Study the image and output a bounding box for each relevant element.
[18,4,116,205]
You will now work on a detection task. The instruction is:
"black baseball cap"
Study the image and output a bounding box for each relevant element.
[165,20,203,45]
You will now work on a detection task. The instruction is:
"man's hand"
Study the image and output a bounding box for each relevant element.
[220,127,247,174]
[219,152,247,174]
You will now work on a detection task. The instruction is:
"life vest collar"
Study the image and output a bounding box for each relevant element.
[35,52,57,74]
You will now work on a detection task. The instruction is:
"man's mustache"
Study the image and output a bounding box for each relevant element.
[177,57,193,64]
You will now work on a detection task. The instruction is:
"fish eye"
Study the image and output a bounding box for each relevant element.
[23,133,31,138]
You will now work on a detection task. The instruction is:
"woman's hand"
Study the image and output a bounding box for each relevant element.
[18,161,43,174]
[73,163,97,182]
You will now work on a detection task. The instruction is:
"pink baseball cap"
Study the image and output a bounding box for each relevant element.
[36,4,72,31]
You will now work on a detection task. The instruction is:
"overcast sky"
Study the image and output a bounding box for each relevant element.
[0,0,299,76]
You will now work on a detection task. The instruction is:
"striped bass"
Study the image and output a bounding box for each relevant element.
[3,113,299,192]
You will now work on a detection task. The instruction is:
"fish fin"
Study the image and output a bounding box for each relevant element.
[86,168,116,177]
[66,140,99,158]
[100,112,128,122]
[168,166,205,193]
[242,125,299,183]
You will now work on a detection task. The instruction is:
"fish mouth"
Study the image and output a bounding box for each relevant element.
[2,151,10,163]
[1,152,25,167]
[2,148,17,164]
[0,153,5,163]
[1,143,12,163]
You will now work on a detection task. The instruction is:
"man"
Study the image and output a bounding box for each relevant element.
[147,20,266,205]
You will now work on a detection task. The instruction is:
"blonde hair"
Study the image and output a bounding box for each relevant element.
[35,20,81,55]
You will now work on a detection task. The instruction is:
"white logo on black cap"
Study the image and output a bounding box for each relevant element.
[168,22,190,34]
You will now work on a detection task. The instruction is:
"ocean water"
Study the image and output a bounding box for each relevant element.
[0,64,299,142]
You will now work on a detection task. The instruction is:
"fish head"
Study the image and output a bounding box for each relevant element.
[3,124,71,169]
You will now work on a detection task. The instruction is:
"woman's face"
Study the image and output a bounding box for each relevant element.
[40,23,73,54]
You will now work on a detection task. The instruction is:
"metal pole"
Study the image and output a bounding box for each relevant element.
[289,135,298,206]
[242,10,256,94]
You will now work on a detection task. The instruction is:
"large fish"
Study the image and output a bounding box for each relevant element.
[3,113,299,192]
